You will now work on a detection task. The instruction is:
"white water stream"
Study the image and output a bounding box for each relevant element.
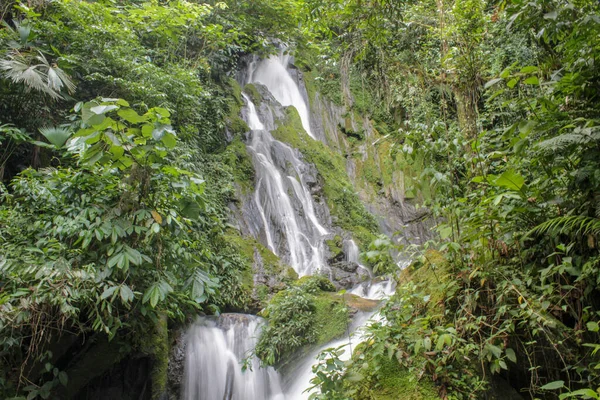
[183,314,285,400]
[182,53,397,400]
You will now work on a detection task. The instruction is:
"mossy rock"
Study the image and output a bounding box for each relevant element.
[326,235,343,259]
[243,83,262,105]
[367,357,439,400]
[313,292,349,346]
[224,231,293,284]
[272,107,378,247]
[223,137,254,194]
[225,78,249,136]
[342,293,380,312]
[399,249,454,314]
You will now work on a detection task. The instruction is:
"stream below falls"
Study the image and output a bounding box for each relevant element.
[181,50,398,399]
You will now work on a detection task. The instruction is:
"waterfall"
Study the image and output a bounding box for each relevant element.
[249,51,314,139]
[243,92,327,277]
[182,314,285,400]
[182,53,397,400]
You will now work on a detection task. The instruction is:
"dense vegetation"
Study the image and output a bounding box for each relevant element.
[303,1,600,399]
[1,0,599,399]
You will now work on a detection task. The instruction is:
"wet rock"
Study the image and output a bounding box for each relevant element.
[166,330,186,400]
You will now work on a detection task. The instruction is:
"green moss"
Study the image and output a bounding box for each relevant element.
[243,83,262,105]
[342,293,380,311]
[313,292,349,345]
[148,314,169,400]
[326,235,343,258]
[225,79,250,136]
[272,107,378,246]
[223,138,254,194]
[368,357,439,400]
[400,249,453,313]
[224,231,295,287]
[228,78,243,105]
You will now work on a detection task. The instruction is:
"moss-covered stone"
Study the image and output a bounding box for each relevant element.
[342,293,380,311]
[326,235,343,259]
[272,106,378,246]
[225,78,250,136]
[222,138,254,194]
[366,357,439,400]
[146,314,169,400]
[399,249,453,314]
[225,231,293,280]
[313,292,349,346]
[243,83,262,105]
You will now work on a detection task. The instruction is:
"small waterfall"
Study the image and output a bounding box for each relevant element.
[249,51,314,139]
[183,314,285,400]
[343,239,372,277]
[243,93,328,277]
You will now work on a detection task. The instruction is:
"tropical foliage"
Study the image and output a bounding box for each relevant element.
[1,0,600,398]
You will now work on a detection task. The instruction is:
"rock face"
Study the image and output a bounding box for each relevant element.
[227,56,434,291]
[304,73,434,248]
[166,329,186,400]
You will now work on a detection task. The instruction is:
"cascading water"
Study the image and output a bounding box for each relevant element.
[248,51,314,139]
[182,52,398,400]
[242,80,328,277]
[344,239,397,300]
[183,314,285,400]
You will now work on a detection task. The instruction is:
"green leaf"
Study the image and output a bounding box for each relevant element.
[58,371,68,387]
[524,76,539,85]
[82,102,106,125]
[39,127,71,148]
[505,348,517,363]
[180,198,203,219]
[120,285,134,303]
[90,105,119,115]
[423,337,431,351]
[518,120,537,134]
[118,108,147,124]
[484,78,502,89]
[152,124,175,141]
[507,78,519,88]
[493,170,525,192]
[143,284,162,308]
[486,343,502,359]
[101,286,118,300]
[560,389,600,399]
[161,132,177,148]
[520,66,538,74]
[541,380,565,390]
[587,321,599,332]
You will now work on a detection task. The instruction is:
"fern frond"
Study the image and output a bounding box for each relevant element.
[528,216,600,238]
[537,134,585,153]
[537,126,600,154]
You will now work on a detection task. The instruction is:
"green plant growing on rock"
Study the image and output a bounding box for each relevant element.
[256,275,348,366]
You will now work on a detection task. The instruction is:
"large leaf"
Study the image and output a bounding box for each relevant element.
[541,380,564,390]
[39,127,71,148]
[493,170,525,192]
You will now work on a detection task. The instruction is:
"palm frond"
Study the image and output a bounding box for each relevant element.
[0,51,75,99]
[39,126,72,148]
